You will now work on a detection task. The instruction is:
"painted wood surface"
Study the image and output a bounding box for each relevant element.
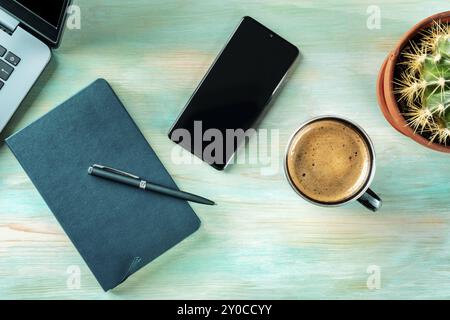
[1,0,450,299]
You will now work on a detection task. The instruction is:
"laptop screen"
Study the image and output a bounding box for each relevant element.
[14,0,66,28]
[0,0,70,47]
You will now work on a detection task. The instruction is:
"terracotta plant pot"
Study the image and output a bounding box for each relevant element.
[376,11,450,153]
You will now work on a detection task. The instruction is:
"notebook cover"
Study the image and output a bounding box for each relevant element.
[6,79,201,291]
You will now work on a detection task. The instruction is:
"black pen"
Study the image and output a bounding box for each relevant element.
[88,164,216,206]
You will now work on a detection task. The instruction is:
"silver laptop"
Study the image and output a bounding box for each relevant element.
[0,0,71,133]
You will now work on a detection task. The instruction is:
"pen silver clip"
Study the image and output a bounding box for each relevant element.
[92,164,140,179]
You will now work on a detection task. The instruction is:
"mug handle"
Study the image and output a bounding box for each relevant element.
[357,188,382,212]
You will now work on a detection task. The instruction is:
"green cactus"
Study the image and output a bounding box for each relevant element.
[395,21,450,144]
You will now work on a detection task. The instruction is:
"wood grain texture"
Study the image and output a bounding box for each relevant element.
[1,0,450,299]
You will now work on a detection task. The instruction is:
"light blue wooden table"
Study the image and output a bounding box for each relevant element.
[1,0,450,300]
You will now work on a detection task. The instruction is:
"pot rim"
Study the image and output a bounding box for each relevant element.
[376,55,409,135]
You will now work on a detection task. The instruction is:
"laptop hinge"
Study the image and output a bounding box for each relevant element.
[0,8,19,34]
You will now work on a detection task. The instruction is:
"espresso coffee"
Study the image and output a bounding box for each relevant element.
[286,119,372,204]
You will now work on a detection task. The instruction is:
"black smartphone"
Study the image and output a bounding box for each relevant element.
[169,16,299,170]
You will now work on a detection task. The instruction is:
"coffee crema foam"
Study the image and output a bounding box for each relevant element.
[287,119,372,204]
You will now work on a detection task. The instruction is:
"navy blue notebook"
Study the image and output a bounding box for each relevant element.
[6,79,201,291]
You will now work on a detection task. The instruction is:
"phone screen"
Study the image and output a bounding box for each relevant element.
[169,16,299,170]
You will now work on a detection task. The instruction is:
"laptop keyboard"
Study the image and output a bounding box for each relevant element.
[0,44,21,90]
